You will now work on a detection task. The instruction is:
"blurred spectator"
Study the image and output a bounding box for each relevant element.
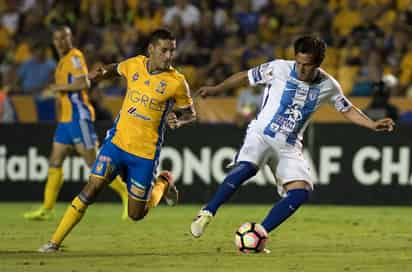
[191,10,223,66]
[251,0,268,12]
[44,2,77,28]
[0,21,12,50]
[19,6,49,42]
[0,73,15,123]
[332,0,362,40]
[235,85,262,127]
[351,5,385,51]
[133,1,163,40]
[257,3,281,44]
[1,2,20,34]
[201,46,236,93]
[14,42,56,94]
[89,85,113,122]
[399,42,412,94]
[233,0,259,36]
[119,25,139,58]
[279,1,305,40]
[241,33,273,69]
[163,0,200,30]
[364,81,399,121]
[76,16,102,51]
[351,49,384,96]
[303,0,334,44]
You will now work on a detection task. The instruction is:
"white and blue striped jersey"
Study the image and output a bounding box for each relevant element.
[247,59,352,146]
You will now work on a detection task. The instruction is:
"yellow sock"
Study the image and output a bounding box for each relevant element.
[43,167,64,210]
[147,177,168,209]
[51,196,87,246]
[109,176,128,203]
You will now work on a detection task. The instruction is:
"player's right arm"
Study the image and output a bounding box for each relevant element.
[196,60,277,98]
[196,71,249,98]
[88,63,119,82]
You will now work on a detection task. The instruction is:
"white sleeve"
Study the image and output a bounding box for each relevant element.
[329,78,352,112]
[247,60,277,86]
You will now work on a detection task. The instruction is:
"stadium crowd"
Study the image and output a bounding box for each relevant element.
[0,0,411,122]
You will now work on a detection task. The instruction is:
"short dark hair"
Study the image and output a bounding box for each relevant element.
[53,25,71,34]
[148,29,175,45]
[294,36,326,66]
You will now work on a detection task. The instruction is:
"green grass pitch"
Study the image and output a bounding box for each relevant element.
[0,203,411,272]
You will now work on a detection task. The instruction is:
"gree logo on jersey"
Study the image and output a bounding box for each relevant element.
[128,90,165,112]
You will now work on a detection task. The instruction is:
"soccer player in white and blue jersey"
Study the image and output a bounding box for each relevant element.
[190,36,395,244]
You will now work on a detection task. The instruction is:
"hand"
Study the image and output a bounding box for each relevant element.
[373,118,395,132]
[42,84,59,97]
[46,84,59,92]
[88,65,107,81]
[195,86,219,98]
[167,112,180,129]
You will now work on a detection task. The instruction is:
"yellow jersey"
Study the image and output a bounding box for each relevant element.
[55,48,95,122]
[110,55,193,159]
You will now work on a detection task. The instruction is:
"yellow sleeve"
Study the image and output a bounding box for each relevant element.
[116,59,129,77]
[68,53,88,78]
[174,78,193,109]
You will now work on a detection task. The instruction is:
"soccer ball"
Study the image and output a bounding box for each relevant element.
[235,222,268,253]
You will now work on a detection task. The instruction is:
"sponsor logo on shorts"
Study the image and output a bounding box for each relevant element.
[130,178,146,189]
[130,184,146,197]
[98,155,112,162]
[95,161,104,174]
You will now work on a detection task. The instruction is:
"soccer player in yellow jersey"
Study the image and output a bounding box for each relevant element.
[24,26,128,220]
[38,29,196,252]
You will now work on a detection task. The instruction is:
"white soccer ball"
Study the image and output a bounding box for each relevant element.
[235,222,268,253]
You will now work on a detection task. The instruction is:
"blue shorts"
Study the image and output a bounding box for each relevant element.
[90,140,156,201]
[54,120,97,150]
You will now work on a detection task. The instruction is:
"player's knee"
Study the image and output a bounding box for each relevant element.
[78,191,94,205]
[287,188,310,206]
[225,161,258,187]
[80,177,106,204]
[128,210,147,221]
[237,161,258,176]
[128,206,149,221]
[84,153,96,167]
[48,157,64,168]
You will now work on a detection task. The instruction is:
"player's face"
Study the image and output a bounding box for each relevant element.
[149,39,176,70]
[295,52,319,82]
[53,29,72,56]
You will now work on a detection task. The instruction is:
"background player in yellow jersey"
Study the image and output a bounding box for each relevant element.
[24,26,128,220]
[38,29,196,252]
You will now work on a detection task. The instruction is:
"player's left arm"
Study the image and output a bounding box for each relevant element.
[330,80,394,132]
[167,105,196,129]
[45,76,90,93]
[168,78,196,129]
[44,53,90,94]
[341,106,395,132]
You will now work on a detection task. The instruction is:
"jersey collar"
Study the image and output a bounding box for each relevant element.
[145,59,172,75]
